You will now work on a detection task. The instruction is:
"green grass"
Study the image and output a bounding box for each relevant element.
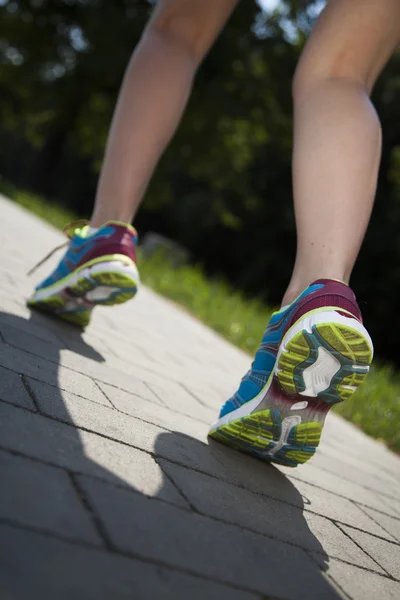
[0,182,78,230]
[4,185,400,454]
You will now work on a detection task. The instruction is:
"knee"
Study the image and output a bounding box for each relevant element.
[292,51,371,102]
[145,6,211,63]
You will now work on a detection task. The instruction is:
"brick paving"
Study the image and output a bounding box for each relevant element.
[0,194,399,600]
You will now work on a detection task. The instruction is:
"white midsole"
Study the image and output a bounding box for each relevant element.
[31,260,140,302]
[209,309,373,433]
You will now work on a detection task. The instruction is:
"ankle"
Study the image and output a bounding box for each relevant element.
[281,286,304,309]
[90,212,133,229]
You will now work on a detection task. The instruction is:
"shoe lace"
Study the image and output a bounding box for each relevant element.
[27,220,89,276]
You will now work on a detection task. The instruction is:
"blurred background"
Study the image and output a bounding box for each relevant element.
[1,0,400,368]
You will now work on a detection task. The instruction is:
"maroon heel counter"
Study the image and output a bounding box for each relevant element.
[289,280,363,329]
[77,226,137,268]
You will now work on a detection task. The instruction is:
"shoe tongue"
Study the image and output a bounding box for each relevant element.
[63,220,90,239]
[77,225,90,238]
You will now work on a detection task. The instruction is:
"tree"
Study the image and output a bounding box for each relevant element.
[1,0,400,362]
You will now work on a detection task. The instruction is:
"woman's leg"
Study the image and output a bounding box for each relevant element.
[90,0,238,227]
[282,0,400,306]
[210,0,400,467]
[29,0,239,325]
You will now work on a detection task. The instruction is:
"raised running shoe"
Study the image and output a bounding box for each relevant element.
[208,279,373,467]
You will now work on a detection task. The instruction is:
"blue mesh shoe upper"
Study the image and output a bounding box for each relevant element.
[219,283,324,418]
[36,225,118,291]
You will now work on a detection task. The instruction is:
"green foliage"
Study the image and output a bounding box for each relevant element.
[1,0,400,368]
[0,182,78,230]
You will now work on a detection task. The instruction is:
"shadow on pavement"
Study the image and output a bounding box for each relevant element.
[0,310,341,600]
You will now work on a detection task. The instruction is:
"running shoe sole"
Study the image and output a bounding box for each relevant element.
[208,310,373,467]
[28,256,139,328]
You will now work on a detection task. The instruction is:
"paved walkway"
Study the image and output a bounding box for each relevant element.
[0,195,399,600]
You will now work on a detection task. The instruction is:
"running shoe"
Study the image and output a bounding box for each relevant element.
[208,279,373,467]
[28,221,139,327]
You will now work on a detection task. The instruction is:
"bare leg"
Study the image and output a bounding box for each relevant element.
[90,0,238,227]
[282,0,400,306]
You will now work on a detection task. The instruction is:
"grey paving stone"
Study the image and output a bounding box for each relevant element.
[54,350,167,404]
[28,375,112,410]
[106,344,221,393]
[284,477,392,538]
[187,452,388,539]
[24,377,174,452]
[0,321,64,357]
[158,430,393,527]
[0,341,108,405]
[0,321,114,377]
[155,432,396,532]
[185,382,227,410]
[2,195,400,600]
[324,558,400,600]
[96,376,161,405]
[97,381,209,436]
[310,451,400,500]
[0,286,26,307]
[58,329,115,360]
[108,349,223,401]
[159,460,381,570]
[79,476,340,599]
[104,358,180,392]
[101,353,196,392]
[380,494,400,518]
[323,415,400,478]
[0,450,102,545]
[0,524,260,600]
[357,505,400,543]
[287,465,400,517]
[316,442,400,488]
[338,525,400,579]
[146,379,217,422]
[159,428,286,479]
[0,365,35,410]
[0,307,64,345]
[0,402,187,506]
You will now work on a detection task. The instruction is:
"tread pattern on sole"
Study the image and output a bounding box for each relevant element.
[209,409,322,468]
[210,319,372,468]
[27,296,91,328]
[277,322,372,403]
[28,264,138,327]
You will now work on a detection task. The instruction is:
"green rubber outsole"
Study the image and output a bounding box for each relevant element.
[209,408,322,468]
[27,296,91,328]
